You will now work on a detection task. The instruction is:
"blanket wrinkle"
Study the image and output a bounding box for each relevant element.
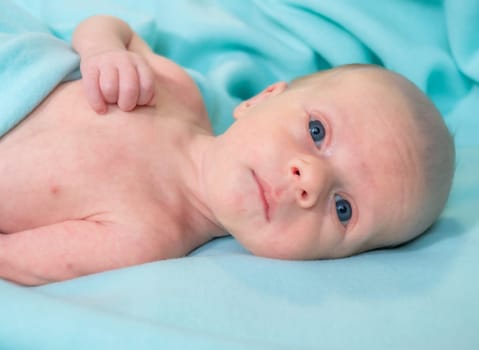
[444,0,479,83]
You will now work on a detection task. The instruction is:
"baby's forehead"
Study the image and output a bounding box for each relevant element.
[302,66,415,98]
[353,171,426,253]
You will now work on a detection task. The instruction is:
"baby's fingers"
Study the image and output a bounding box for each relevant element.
[99,66,119,105]
[117,63,140,112]
[81,64,107,114]
[136,63,156,107]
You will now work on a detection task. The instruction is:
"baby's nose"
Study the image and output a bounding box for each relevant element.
[289,156,332,209]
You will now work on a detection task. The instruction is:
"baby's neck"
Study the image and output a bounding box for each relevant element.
[157,128,227,250]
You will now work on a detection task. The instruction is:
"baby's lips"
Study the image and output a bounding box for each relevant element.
[252,171,276,222]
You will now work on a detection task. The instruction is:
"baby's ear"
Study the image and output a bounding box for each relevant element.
[233,81,288,119]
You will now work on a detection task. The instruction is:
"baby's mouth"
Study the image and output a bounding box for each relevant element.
[251,170,271,222]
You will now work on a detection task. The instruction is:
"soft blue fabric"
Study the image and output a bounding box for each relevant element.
[0,1,79,136]
[1,0,478,349]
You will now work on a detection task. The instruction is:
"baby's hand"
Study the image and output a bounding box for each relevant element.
[80,50,156,114]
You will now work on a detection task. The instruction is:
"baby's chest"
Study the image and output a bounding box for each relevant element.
[0,119,165,231]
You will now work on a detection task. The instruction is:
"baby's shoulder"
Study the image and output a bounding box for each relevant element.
[146,53,211,131]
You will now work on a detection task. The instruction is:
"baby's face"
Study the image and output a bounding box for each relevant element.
[203,70,426,259]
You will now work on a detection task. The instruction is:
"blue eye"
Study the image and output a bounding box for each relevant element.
[335,195,352,225]
[309,119,326,146]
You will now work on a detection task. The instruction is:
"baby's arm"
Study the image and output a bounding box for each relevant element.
[0,220,159,286]
[72,15,156,114]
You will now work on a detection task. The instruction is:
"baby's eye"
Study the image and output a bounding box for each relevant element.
[335,195,352,225]
[309,119,325,146]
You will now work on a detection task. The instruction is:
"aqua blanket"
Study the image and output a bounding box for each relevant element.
[1,1,478,349]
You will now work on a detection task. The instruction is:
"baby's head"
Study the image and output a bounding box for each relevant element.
[205,64,455,259]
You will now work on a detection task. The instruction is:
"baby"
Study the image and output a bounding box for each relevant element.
[0,16,454,286]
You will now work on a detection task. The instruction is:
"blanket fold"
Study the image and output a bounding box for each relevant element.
[0,1,79,136]
[445,0,479,83]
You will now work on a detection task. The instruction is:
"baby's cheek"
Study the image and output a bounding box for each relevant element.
[291,213,347,259]
[262,220,318,259]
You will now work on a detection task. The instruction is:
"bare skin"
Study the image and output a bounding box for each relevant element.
[0,20,226,285]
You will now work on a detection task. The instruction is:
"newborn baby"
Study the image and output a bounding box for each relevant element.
[0,16,455,285]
